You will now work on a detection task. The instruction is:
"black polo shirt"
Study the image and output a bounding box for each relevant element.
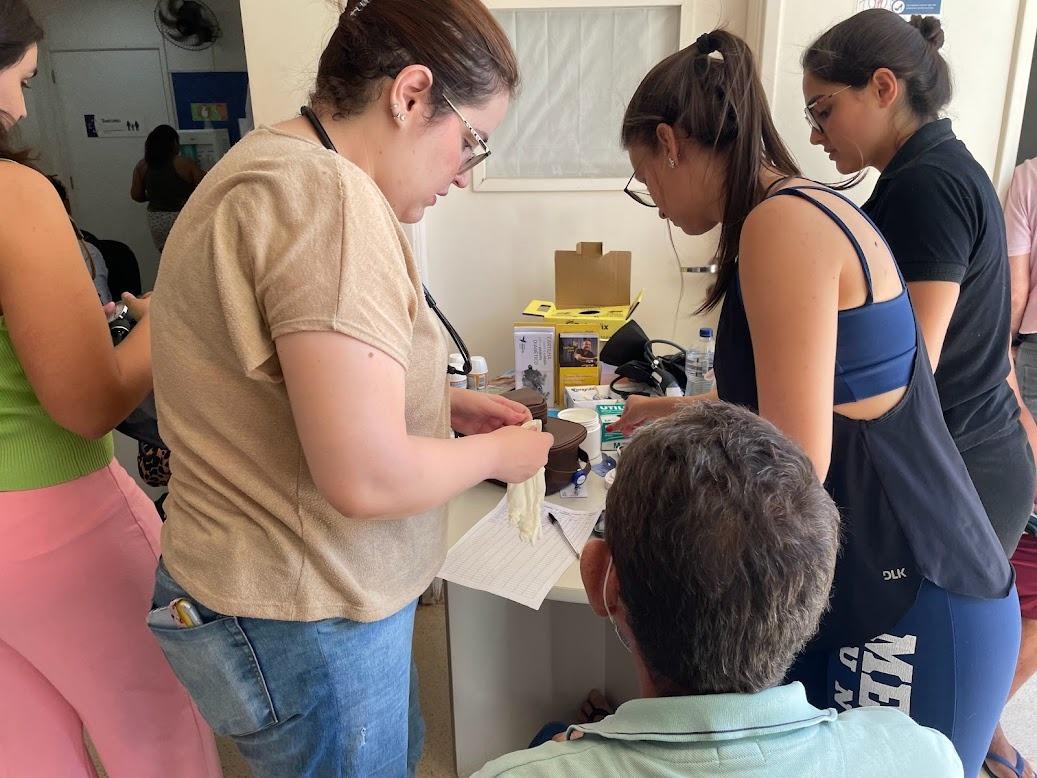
[863,119,1018,452]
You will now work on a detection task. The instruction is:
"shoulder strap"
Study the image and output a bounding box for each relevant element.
[769,187,875,304]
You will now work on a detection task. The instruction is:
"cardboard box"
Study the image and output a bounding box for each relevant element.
[523,241,643,340]
[522,291,644,341]
[555,242,631,309]
[514,326,554,404]
[565,385,623,410]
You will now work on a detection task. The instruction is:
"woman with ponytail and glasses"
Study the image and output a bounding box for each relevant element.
[611,27,1018,777]
[803,12,1035,777]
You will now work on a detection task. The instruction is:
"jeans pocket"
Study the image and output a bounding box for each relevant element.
[149,616,279,737]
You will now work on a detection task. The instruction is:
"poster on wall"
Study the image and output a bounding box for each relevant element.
[171,72,249,145]
[854,0,941,14]
[191,103,229,121]
[83,114,146,138]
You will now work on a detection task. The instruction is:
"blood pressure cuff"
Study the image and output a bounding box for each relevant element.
[490,389,589,495]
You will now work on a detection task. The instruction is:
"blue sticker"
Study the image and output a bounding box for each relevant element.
[592,453,618,477]
[895,1,941,13]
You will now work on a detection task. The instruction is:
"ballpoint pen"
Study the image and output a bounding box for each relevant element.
[548,513,581,559]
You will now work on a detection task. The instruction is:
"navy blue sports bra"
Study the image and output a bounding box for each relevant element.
[715,183,1012,651]
[768,186,916,404]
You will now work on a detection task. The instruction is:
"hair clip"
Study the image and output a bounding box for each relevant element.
[349,0,371,18]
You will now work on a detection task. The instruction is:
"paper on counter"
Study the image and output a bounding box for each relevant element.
[438,497,601,610]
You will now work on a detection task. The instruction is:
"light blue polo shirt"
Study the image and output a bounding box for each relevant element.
[474,682,962,777]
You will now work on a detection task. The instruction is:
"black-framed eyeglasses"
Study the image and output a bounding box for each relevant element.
[624,170,655,208]
[804,85,851,134]
[443,94,491,175]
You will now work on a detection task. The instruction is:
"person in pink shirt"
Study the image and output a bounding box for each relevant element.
[1002,158,1037,778]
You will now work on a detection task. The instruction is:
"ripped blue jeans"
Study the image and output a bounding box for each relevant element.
[149,562,423,777]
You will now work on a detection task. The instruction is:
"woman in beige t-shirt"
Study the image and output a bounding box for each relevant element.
[147,0,551,774]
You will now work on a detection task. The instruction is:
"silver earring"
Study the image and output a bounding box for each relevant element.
[667,157,677,169]
[391,104,406,122]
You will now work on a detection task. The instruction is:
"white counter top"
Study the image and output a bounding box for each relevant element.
[445,474,607,605]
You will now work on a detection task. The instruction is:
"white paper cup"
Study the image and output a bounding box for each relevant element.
[558,407,602,464]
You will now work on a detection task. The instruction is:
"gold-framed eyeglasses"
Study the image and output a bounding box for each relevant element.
[804,85,852,134]
[443,94,491,175]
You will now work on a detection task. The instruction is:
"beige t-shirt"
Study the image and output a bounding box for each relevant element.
[151,127,450,622]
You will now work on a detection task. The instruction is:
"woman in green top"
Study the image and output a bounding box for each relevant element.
[0,1,218,774]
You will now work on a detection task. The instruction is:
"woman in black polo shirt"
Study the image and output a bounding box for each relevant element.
[803,11,1035,778]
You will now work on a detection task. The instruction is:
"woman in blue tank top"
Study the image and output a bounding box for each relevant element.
[613,28,1018,777]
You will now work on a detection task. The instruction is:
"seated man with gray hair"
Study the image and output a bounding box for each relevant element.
[477,402,962,777]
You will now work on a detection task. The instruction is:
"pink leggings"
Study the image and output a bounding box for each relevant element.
[0,461,220,777]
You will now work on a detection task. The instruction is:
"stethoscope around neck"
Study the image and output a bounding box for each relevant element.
[300,105,472,376]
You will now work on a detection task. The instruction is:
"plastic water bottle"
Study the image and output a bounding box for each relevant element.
[684,327,715,396]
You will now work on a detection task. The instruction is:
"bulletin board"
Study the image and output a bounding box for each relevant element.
[170,71,250,145]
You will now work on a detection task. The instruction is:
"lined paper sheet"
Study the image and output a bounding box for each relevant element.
[439,497,602,609]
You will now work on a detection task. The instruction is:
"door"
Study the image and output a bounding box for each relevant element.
[51,49,172,289]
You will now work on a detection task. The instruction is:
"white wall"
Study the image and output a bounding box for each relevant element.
[240,0,338,124]
[28,0,246,69]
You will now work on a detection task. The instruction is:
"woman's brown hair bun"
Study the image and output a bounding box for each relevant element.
[909,14,945,50]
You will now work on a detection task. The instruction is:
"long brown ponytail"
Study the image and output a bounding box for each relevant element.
[621,30,800,312]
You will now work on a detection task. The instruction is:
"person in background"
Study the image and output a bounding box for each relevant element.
[0,1,220,775]
[50,175,170,511]
[130,123,203,252]
[998,155,1037,778]
[148,0,552,774]
[477,403,963,777]
[48,175,111,304]
[612,28,1018,777]
[802,14,1035,777]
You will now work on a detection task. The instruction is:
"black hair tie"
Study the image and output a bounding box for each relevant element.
[695,32,716,55]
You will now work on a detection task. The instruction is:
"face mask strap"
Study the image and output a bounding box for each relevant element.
[603,556,633,654]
